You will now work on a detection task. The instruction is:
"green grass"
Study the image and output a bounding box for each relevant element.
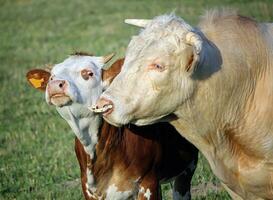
[0,0,272,199]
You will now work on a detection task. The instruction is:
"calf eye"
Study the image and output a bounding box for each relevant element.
[81,69,93,80]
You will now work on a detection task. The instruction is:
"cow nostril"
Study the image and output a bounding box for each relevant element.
[91,98,114,114]
[59,81,65,88]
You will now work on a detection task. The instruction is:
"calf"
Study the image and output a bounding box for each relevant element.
[26,53,198,200]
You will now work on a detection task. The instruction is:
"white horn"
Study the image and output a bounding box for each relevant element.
[44,64,54,72]
[185,32,203,54]
[124,19,151,28]
[102,53,115,64]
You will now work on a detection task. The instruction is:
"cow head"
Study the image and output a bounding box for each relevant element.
[26,53,115,110]
[93,15,203,126]
[27,54,125,158]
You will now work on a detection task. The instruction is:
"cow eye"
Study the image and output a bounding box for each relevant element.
[150,63,165,71]
[81,69,93,80]
[155,64,163,70]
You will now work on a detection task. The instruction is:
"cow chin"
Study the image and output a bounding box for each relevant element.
[102,109,133,127]
[103,116,123,127]
[103,108,171,127]
[131,114,172,126]
[50,95,72,107]
[103,114,130,127]
[132,119,158,126]
[104,115,167,127]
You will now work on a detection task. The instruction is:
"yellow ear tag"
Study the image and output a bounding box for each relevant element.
[29,78,44,89]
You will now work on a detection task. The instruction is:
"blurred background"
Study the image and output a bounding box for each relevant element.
[0,0,272,199]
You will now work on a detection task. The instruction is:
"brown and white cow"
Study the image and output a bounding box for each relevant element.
[94,10,273,199]
[26,53,198,200]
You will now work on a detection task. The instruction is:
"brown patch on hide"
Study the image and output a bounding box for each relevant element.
[102,58,124,84]
[74,138,91,200]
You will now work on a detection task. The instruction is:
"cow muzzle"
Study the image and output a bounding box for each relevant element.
[47,79,71,106]
[90,98,113,116]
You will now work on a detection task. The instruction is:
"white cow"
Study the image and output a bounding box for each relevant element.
[94,9,273,199]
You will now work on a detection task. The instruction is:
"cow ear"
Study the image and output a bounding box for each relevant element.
[183,32,202,73]
[26,69,51,91]
[102,58,124,89]
[182,46,199,73]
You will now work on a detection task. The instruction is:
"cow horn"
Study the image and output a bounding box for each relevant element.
[103,53,115,64]
[124,19,151,28]
[44,64,53,72]
[185,32,202,54]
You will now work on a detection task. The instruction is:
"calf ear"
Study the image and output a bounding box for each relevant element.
[26,69,51,91]
[102,58,124,89]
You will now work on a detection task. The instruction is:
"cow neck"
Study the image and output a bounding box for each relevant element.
[63,105,121,198]
[96,120,124,155]
[87,119,125,197]
[172,38,223,153]
[61,105,102,160]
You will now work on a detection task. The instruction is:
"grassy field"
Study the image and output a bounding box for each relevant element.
[0,0,272,199]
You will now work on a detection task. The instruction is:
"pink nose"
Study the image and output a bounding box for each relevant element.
[47,80,67,96]
[93,98,114,115]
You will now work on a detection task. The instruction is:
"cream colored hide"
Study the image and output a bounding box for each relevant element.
[94,10,273,199]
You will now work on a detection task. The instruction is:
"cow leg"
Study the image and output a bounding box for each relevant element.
[172,175,191,200]
[74,138,92,200]
[138,171,161,200]
[172,160,197,200]
[221,183,244,200]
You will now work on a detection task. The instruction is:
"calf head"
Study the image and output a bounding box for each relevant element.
[27,52,115,109]
[26,52,120,157]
